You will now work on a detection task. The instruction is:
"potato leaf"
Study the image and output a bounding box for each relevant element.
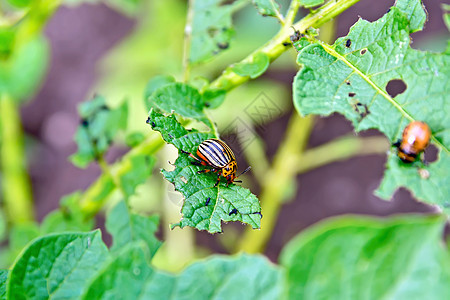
[300,0,324,9]
[148,110,262,233]
[118,154,155,198]
[251,0,282,18]
[7,231,108,299]
[70,95,128,168]
[83,244,282,300]
[82,244,174,299]
[231,52,270,79]
[0,270,7,300]
[280,215,450,299]
[292,0,450,210]
[106,200,161,257]
[148,82,213,129]
[189,0,242,64]
[0,36,48,101]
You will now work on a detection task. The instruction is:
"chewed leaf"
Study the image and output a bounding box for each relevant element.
[376,151,450,209]
[251,0,282,18]
[231,52,270,79]
[189,0,241,64]
[395,0,427,33]
[292,1,450,211]
[70,95,128,168]
[148,82,213,129]
[148,110,261,233]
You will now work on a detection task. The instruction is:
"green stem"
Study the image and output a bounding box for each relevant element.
[0,94,34,224]
[295,135,390,174]
[284,0,301,26]
[182,0,195,83]
[238,126,269,185]
[208,0,360,93]
[237,113,313,253]
[78,134,165,219]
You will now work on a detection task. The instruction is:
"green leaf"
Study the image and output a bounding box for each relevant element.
[41,192,94,234]
[7,230,109,299]
[395,0,427,33]
[106,201,161,257]
[118,154,155,198]
[84,244,282,300]
[144,74,176,108]
[231,52,270,79]
[70,95,128,168]
[0,270,8,300]
[148,110,262,233]
[376,151,450,209]
[292,3,450,208]
[40,210,94,234]
[189,0,240,64]
[82,244,175,299]
[124,131,146,147]
[0,210,6,242]
[280,215,450,300]
[175,254,283,300]
[251,0,282,18]
[148,82,213,129]
[300,0,324,9]
[0,36,49,101]
[7,223,40,263]
[443,4,450,32]
[6,0,32,9]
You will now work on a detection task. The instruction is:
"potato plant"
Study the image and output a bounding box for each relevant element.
[0,0,449,299]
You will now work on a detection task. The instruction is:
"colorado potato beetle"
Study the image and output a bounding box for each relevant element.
[182,138,250,187]
[395,121,431,163]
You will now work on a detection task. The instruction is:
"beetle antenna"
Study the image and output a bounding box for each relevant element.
[236,166,251,178]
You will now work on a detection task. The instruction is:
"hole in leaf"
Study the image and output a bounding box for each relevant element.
[217,42,229,49]
[360,48,367,55]
[345,80,351,85]
[348,92,356,97]
[386,79,407,98]
[346,39,351,48]
[424,144,438,163]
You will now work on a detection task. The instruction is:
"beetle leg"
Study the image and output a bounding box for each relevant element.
[392,141,401,148]
[214,173,221,187]
[197,168,212,174]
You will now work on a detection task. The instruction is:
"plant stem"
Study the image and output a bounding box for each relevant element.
[238,126,270,185]
[0,95,34,224]
[78,134,165,218]
[295,135,389,174]
[284,0,301,26]
[208,0,360,93]
[182,0,195,83]
[237,113,313,253]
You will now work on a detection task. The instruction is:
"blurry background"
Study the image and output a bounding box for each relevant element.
[14,0,449,263]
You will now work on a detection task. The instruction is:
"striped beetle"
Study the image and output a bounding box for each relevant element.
[182,138,250,187]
